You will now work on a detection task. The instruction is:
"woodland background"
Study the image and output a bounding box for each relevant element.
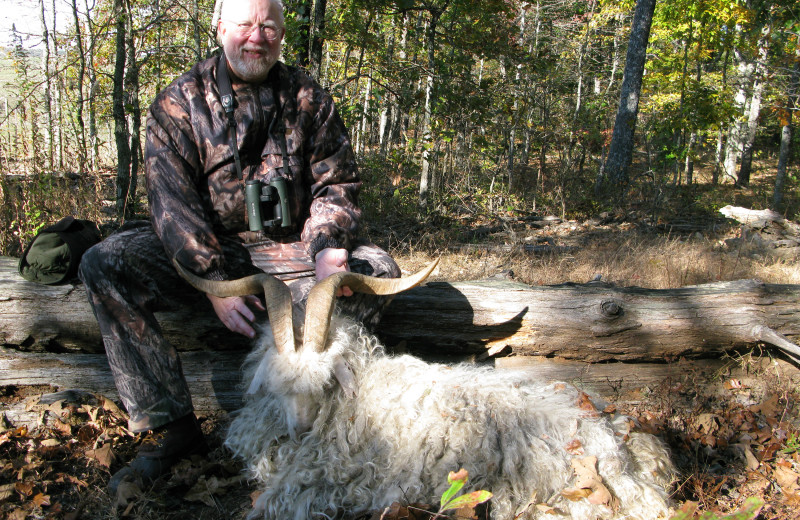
[2,1,800,519]
[0,0,799,254]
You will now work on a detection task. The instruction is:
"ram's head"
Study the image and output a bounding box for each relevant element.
[174,258,438,438]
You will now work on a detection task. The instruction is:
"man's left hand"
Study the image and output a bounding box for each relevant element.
[315,248,353,297]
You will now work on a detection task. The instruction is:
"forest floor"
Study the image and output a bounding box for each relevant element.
[3,173,800,519]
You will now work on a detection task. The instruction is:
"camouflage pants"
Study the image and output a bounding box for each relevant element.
[78,222,400,432]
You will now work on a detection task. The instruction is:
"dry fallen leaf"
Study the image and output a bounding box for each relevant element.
[694,413,720,434]
[113,480,142,510]
[56,474,89,489]
[32,492,51,507]
[750,395,780,418]
[7,507,28,520]
[454,504,478,519]
[184,475,247,506]
[85,443,114,467]
[737,443,760,471]
[562,456,618,509]
[561,487,592,501]
[576,392,597,414]
[773,465,800,493]
[0,483,16,501]
[724,378,746,390]
[15,481,35,497]
[565,439,584,455]
[51,417,72,436]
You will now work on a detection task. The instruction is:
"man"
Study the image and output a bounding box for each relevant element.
[79,0,399,493]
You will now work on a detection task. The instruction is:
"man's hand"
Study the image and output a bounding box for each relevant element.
[207,294,265,338]
[315,247,353,297]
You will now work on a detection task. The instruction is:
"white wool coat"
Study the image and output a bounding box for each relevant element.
[225,318,674,520]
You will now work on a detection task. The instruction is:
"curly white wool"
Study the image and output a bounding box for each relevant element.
[225,317,675,520]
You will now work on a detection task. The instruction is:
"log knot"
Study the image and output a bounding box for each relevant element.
[600,300,623,319]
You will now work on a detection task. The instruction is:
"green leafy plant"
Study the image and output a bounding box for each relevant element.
[780,432,800,455]
[667,497,764,520]
[435,468,492,518]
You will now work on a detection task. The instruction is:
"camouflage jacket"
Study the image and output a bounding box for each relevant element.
[145,55,361,280]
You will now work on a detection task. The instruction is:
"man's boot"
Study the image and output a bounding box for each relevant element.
[108,413,209,494]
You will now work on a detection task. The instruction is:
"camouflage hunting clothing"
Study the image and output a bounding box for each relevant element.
[79,223,399,433]
[146,55,361,280]
[78,55,400,432]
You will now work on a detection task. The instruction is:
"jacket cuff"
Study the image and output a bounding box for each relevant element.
[308,234,345,260]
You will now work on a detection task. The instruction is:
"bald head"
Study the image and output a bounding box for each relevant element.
[220,0,285,27]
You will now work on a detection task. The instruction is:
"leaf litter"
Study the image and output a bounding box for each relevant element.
[2,355,800,519]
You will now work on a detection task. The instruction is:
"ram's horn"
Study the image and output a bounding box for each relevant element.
[302,259,439,352]
[172,259,295,353]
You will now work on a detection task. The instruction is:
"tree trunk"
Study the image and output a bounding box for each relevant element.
[573,0,596,119]
[419,8,442,212]
[774,54,799,210]
[39,0,53,171]
[724,45,753,182]
[71,0,87,173]
[600,0,657,193]
[191,0,202,61]
[84,0,99,171]
[737,24,770,187]
[112,0,132,219]
[4,254,800,427]
[124,2,141,219]
[309,0,327,80]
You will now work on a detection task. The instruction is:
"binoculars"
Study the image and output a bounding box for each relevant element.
[245,177,292,232]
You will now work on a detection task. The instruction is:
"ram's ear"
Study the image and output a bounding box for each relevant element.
[333,357,357,398]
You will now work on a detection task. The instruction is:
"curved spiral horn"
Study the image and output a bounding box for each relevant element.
[302,258,439,352]
[172,259,295,353]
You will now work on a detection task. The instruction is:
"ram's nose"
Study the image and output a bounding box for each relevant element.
[287,394,320,440]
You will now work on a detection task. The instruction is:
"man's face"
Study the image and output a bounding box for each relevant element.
[218,0,285,83]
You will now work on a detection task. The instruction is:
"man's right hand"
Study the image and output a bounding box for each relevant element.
[207,294,264,338]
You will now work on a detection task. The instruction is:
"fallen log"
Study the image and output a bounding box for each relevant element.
[4,254,800,428]
[719,205,800,257]
[3,256,800,361]
[3,346,797,429]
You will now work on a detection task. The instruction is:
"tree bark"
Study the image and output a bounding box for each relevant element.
[774,46,799,210]
[309,0,327,80]
[85,0,99,171]
[5,246,800,428]
[2,256,800,363]
[123,1,141,219]
[39,0,53,171]
[418,11,438,212]
[4,347,794,429]
[112,0,133,219]
[71,0,87,174]
[600,0,657,192]
[737,23,770,187]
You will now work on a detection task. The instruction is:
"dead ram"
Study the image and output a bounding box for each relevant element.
[175,260,675,520]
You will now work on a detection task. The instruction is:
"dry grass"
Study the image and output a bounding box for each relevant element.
[390,225,800,290]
